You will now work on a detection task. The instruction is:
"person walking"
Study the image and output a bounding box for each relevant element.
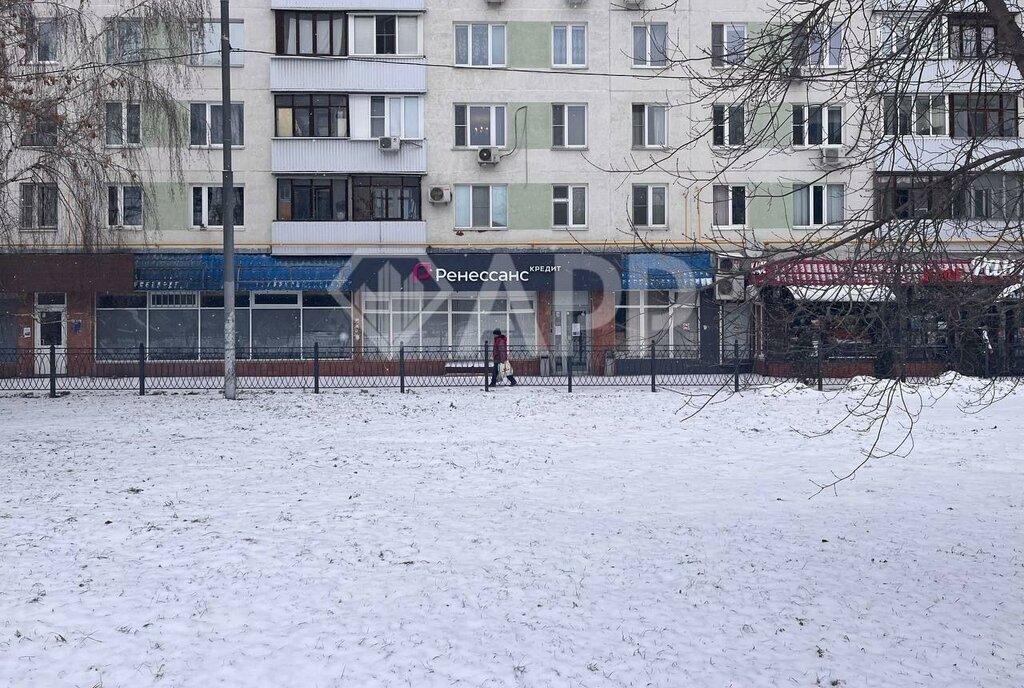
[490,328,517,386]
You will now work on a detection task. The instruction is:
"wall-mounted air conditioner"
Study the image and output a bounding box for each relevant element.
[428,185,452,204]
[477,147,499,165]
[378,136,401,152]
[714,275,746,301]
[819,148,842,167]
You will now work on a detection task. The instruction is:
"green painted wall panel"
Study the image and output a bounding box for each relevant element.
[145,182,189,231]
[751,104,791,147]
[749,183,794,229]
[508,183,553,229]
[507,22,551,70]
[506,102,552,150]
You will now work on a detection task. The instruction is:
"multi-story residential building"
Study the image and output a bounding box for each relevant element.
[3,0,1023,379]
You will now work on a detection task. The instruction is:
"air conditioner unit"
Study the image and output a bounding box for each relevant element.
[715,254,741,273]
[378,136,401,151]
[714,274,746,301]
[819,148,842,167]
[428,185,452,204]
[477,147,499,165]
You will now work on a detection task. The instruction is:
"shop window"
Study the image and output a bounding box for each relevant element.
[351,176,421,221]
[278,178,348,221]
[275,11,346,56]
[252,293,301,358]
[199,292,251,358]
[148,292,199,360]
[301,292,352,356]
[96,294,147,358]
[275,94,348,138]
[722,302,751,360]
[455,23,505,67]
[614,290,699,356]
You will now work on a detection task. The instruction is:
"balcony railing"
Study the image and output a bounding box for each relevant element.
[271,138,426,174]
[270,56,426,92]
[272,220,427,255]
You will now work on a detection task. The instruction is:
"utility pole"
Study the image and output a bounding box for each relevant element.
[220,0,237,399]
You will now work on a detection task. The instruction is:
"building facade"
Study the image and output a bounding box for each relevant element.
[3,0,1024,377]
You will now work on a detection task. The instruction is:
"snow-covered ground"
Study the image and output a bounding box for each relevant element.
[0,381,1021,687]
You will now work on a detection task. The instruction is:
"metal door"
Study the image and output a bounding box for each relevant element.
[35,297,67,375]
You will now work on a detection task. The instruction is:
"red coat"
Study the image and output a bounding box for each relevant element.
[492,335,508,363]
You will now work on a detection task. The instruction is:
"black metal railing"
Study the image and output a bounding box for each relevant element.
[0,342,1016,396]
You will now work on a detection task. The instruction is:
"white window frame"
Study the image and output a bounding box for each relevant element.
[792,104,843,146]
[189,102,244,147]
[454,104,507,148]
[632,103,668,148]
[349,14,421,57]
[805,25,843,68]
[105,18,143,64]
[190,20,245,66]
[107,184,144,229]
[552,185,587,229]
[711,23,746,66]
[369,95,422,139]
[632,23,668,68]
[454,23,506,67]
[711,104,744,147]
[883,95,947,137]
[105,102,142,147]
[191,185,245,229]
[552,103,587,149]
[793,183,844,227]
[454,184,508,229]
[552,24,587,68]
[711,185,747,227]
[632,184,668,228]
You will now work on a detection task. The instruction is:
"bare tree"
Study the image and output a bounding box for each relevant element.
[1,0,208,250]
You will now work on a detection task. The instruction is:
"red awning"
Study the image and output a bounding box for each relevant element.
[751,258,1003,287]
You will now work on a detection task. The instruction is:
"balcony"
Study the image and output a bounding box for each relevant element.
[270,56,426,93]
[271,0,423,8]
[876,137,1024,172]
[272,221,426,255]
[271,138,426,174]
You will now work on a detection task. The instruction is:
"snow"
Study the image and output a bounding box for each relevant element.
[0,382,1021,687]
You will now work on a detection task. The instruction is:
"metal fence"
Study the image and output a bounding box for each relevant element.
[0,342,1012,396]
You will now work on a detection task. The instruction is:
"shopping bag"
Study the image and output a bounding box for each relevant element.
[500,361,514,378]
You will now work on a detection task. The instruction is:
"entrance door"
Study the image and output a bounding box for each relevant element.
[35,294,67,375]
[553,308,589,374]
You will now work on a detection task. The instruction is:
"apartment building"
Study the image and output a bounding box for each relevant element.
[3,0,1024,377]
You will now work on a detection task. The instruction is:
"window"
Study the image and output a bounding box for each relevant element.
[712,105,744,146]
[792,105,843,145]
[20,183,58,230]
[369,96,422,139]
[190,21,245,66]
[950,94,1018,138]
[96,294,147,357]
[876,16,945,57]
[105,102,141,146]
[632,184,667,228]
[876,175,952,220]
[192,186,244,227]
[711,23,745,66]
[793,183,843,226]
[552,104,587,148]
[632,104,667,147]
[275,11,346,56]
[276,178,347,221]
[953,174,1023,220]
[615,290,699,355]
[190,103,244,146]
[105,19,143,63]
[20,104,58,146]
[454,185,507,228]
[712,185,746,226]
[552,185,587,228]
[275,95,348,137]
[793,25,843,67]
[352,176,421,221]
[883,95,947,136]
[455,23,505,67]
[28,19,57,63]
[351,15,419,56]
[454,104,506,147]
[553,24,586,67]
[107,185,143,228]
[632,23,668,67]
[948,14,998,58]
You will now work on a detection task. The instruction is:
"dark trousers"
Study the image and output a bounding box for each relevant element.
[491,361,517,386]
